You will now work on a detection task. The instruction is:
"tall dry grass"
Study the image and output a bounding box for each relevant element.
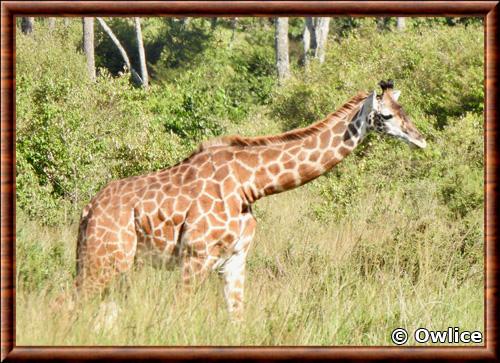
[16,180,483,346]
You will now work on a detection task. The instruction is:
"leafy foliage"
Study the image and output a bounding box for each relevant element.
[16,18,484,231]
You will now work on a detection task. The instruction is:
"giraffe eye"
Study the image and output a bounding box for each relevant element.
[381,114,393,120]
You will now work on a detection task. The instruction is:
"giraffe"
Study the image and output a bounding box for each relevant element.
[74,80,426,319]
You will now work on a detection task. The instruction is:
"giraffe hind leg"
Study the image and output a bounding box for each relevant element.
[73,209,138,331]
[74,208,138,300]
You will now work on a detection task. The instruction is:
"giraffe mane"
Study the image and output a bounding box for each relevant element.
[198,91,369,151]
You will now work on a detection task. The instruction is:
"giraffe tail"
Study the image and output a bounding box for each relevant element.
[50,203,93,313]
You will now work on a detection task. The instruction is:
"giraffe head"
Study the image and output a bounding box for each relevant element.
[364,80,427,148]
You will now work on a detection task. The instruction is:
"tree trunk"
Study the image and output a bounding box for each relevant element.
[397,17,406,31]
[302,18,313,67]
[48,17,56,31]
[134,17,149,88]
[275,17,290,84]
[314,17,330,64]
[21,17,35,34]
[302,17,330,67]
[96,17,142,85]
[376,17,391,31]
[229,18,238,48]
[82,17,96,81]
[179,17,190,27]
[211,17,217,30]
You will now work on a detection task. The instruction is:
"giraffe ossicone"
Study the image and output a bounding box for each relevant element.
[73,80,426,319]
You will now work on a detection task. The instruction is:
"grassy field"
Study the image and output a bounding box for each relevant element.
[16,171,483,346]
[15,18,484,346]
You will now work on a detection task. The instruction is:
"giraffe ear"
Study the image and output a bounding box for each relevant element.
[365,91,377,112]
[392,90,401,101]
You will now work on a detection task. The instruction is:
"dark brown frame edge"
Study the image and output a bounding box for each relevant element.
[1,1,498,362]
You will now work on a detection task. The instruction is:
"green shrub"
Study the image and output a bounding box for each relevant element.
[313,110,483,226]
[154,26,277,126]
[16,18,483,235]
[272,22,483,130]
[17,24,191,224]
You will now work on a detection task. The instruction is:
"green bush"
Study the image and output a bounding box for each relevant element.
[313,111,483,222]
[17,24,190,223]
[272,22,483,129]
[268,21,483,230]
[154,25,277,126]
[16,18,483,234]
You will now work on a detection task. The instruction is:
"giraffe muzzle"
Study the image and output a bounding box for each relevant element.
[410,137,427,149]
[405,127,427,149]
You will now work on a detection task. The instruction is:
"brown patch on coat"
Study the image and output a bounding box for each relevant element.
[320,150,336,166]
[319,130,331,148]
[236,151,259,168]
[298,164,317,180]
[233,162,252,181]
[331,136,342,148]
[309,151,321,162]
[214,165,230,181]
[338,146,351,157]
[261,149,281,163]
[278,172,296,189]
[268,163,280,175]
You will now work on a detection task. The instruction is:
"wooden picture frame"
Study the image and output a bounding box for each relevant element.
[1,1,498,361]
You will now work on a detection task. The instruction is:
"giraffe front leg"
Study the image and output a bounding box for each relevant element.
[222,213,256,320]
[222,250,247,320]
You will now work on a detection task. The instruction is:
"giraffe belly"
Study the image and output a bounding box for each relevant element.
[134,212,181,268]
[210,228,249,272]
[136,235,179,268]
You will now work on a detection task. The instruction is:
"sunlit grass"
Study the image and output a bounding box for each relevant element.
[16,182,483,346]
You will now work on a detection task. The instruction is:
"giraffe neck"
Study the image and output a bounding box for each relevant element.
[235,101,370,203]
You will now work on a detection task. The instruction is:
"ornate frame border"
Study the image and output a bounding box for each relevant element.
[1,1,498,361]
